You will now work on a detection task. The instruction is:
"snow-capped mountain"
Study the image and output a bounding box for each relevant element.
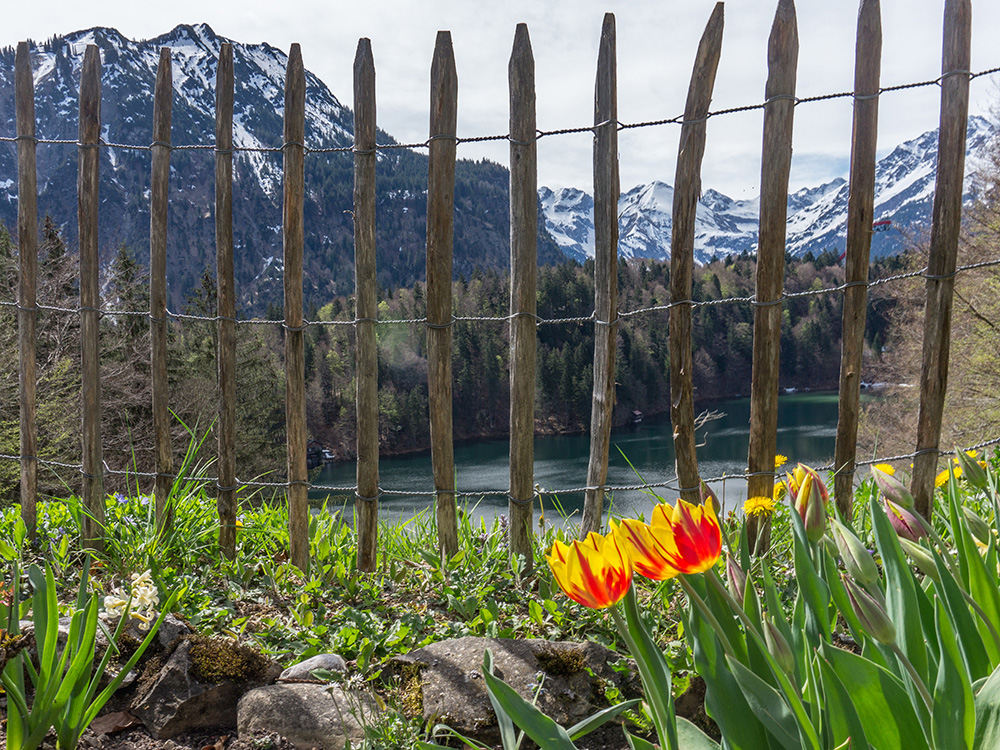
[540,116,995,263]
[0,25,562,312]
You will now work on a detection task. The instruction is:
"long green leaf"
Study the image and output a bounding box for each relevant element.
[933,550,993,681]
[932,599,975,750]
[481,663,578,750]
[566,699,642,741]
[676,717,721,750]
[727,656,805,750]
[789,510,831,645]
[821,642,931,749]
[870,500,930,688]
[816,655,869,749]
[483,649,520,750]
[624,728,658,750]
[974,663,1000,749]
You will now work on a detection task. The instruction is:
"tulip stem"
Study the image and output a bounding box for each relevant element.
[678,576,736,658]
[706,566,764,642]
[888,642,933,715]
[961,588,1000,656]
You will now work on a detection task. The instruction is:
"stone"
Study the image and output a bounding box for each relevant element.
[388,636,641,748]
[279,652,348,681]
[131,637,281,738]
[238,683,373,750]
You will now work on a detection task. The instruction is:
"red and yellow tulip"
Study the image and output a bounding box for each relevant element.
[613,498,723,579]
[546,530,632,609]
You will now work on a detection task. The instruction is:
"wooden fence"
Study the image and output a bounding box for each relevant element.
[8,0,977,573]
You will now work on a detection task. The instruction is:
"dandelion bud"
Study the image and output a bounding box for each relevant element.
[843,575,896,646]
[764,617,795,675]
[831,517,879,586]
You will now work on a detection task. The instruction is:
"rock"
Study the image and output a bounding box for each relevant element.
[238,683,373,750]
[388,636,641,747]
[279,653,348,681]
[131,636,281,738]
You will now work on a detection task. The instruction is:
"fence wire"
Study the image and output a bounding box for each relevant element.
[2,63,1000,517]
[1,66,998,154]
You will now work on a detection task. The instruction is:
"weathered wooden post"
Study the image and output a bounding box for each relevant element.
[215,43,238,559]
[669,3,724,505]
[747,0,797,549]
[581,13,619,538]
[833,0,881,519]
[508,23,537,568]
[910,0,971,519]
[79,45,104,550]
[15,42,38,540]
[283,44,309,572]
[426,31,460,560]
[150,48,174,531]
[354,38,380,572]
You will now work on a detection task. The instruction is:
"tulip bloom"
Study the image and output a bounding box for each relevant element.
[546,530,633,609]
[885,498,927,542]
[615,498,722,578]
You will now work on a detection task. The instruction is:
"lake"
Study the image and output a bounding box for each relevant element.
[310,391,844,526]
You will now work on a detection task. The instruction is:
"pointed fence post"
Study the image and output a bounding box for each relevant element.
[833,0,881,519]
[508,23,537,569]
[283,44,309,573]
[15,42,38,540]
[669,3,724,505]
[581,13,619,538]
[215,43,237,559]
[354,38,380,573]
[150,48,174,531]
[78,45,104,551]
[747,0,798,549]
[426,31,459,560]
[910,0,972,519]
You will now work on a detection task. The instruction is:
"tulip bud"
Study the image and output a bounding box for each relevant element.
[871,465,915,509]
[962,506,992,545]
[727,555,747,601]
[843,575,896,646]
[795,471,827,543]
[897,537,941,583]
[885,498,928,542]
[831,517,879,586]
[763,617,795,675]
[700,480,720,510]
[955,448,988,491]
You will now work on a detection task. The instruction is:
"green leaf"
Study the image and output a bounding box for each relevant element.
[821,642,931,749]
[726,656,806,750]
[481,656,578,750]
[933,550,994,680]
[676,717,721,749]
[566,699,642,741]
[624,728,658,750]
[816,655,869,749]
[789,510,831,645]
[974,663,1000,749]
[870,500,930,687]
[932,599,975,750]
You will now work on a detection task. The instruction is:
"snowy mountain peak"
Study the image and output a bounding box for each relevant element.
[540,116,995,263]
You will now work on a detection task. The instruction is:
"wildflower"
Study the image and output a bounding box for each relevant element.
[873,463,895,477]
[743,496,775,518]
[103,594,127,617]
[546,530,633,609]
[772,480,787,504]
[774,455,788,470]
[936,467,959,488]
[114,493,128,505]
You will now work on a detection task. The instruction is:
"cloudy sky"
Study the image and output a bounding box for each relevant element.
[6,0,1000,198]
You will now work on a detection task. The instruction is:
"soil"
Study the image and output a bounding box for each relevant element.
[0,725,303,750]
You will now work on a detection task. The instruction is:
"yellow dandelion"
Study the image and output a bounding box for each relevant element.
[775,454,788,470]
[936,466,961,487]
[744,495,775,518]
[873,463,896,476]
[773,480,787,503]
